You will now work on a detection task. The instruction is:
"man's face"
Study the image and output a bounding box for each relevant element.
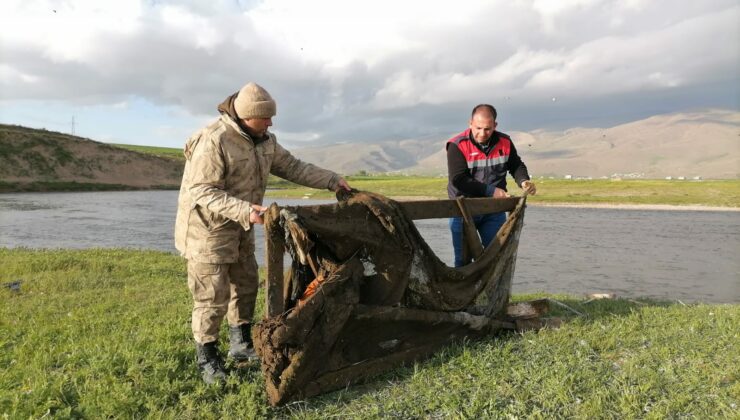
[469,113,497,144]
[242,117,273,138]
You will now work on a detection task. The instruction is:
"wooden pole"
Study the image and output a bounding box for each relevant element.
[264,203,285,317]
[455,197,484,263]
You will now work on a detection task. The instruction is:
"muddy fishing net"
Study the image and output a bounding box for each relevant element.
[253,190,526,405]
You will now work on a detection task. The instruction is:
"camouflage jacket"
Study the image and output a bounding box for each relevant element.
[174,114,340,263]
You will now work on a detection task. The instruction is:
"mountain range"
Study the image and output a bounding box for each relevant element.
[291,109,739,179]
[1,109,737,192]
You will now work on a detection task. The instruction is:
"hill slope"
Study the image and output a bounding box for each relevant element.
[0,124,183,191]
[288,134,441,175]
[1,108,737,193]
[294,109,739,179]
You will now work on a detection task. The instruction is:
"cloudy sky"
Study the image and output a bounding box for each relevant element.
[1,0,737,148]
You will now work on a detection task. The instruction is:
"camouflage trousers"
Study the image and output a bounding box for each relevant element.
[187,254,259,344]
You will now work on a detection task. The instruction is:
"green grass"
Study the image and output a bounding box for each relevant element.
[1,249,737,418]
[267,176,740,207]
[0,126,86,178]
[112,144,185,161]
[268,175,446,200]
[530,178,740,207]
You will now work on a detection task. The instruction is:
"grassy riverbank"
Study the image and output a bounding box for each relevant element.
[1,249,737,418]
[269,176,740,208]
[113,144,185,162]
[2,167,738,208]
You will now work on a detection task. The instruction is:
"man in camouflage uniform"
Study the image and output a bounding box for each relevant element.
[175,82,350,384]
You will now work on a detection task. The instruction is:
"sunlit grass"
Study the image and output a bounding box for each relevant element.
[268,176,740,208]
[1,249,737,418]
[112,144,185,161]
[532,178,740,207]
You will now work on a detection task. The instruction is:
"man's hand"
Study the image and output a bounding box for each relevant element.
[522,180,537,195]
[333,177,352,192]
[493,187,510,198]
[249,204,268,225]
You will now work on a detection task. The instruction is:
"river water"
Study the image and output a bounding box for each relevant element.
[0,190,738,303]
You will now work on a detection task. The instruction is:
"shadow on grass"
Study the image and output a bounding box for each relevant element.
[534,295,675,321]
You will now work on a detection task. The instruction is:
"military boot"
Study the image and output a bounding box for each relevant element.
[228,324,259,362]
[195,341,227,384]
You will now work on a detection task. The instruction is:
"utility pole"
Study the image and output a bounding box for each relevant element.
[71,115,75,135]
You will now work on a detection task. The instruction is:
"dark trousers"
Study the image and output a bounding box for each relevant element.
[449,212,506,267]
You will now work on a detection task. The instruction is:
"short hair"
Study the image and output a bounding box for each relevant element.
[471,104,497,120]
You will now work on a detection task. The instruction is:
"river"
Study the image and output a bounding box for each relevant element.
[0,190,738,303]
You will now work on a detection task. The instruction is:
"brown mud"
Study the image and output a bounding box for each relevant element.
[253,191,530,405]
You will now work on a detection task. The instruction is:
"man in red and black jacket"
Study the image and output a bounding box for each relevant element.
[446,104,537,267]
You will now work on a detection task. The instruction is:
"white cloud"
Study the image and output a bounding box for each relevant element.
[0,64,41,84]
[531,0,599,16]
[524,6,738,95]
[531,0,600,33]
[272,129,322,146]
[160,5,225,51]
[110,101,129,110]
[0,0,737,143]
[369,3,738,111]
[249,0,479,68]
[0,0,142,62]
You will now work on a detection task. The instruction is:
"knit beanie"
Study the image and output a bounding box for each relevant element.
[234,82,277,119]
